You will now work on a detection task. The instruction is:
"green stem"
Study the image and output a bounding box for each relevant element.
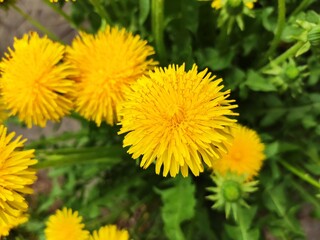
[151,0,166,63]
[36,156,120,169]
[12,4,61,42]
[89,0,112,24]
[260,41,304,71]
[291,0,315,16]
[26,130,87,149]
[261,0,286,64]
[291,180,320,209]
[279,160,320,189]
[42,0,86,32]
[35,145,124,169]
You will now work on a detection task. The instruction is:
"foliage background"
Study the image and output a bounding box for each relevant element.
[1,0,320,239]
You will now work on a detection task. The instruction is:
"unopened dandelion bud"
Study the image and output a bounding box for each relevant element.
[308,26,320,48]
[226,0,243,16]
[222,180,242,202]
[285,65,300,80]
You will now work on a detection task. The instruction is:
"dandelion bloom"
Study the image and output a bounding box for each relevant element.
[0,32,75,128]
[0,98,9,124]
[212,124,265,180]
[119,64,238,177]
[211,0,256,10]
[0,214,28,237]
[66,26,156,126]
[90,225,129,240]
[50,0,76,2]
[0,125,37,224]
[45,208,89,240]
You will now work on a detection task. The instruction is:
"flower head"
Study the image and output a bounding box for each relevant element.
[66,26,156,126]
[45,208,89,240]
[119,64,238,177]
[211,0,256,10]
[207,172,258,220]
[90,225,129,240]
[0,214,28,237]
[50,0,76,2]
[0,32,75,128]
[212,124,265,180]
[0,125,37,224]
[0,98,9,124]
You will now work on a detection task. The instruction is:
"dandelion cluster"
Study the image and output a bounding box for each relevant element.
[119,64,238,177]
[45,208,129,240]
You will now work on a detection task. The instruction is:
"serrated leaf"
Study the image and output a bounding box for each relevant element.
[246,70,277,92]
[155,177,196,240]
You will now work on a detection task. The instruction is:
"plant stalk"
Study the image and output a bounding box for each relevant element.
[261,0,286,64]
[12,4,61,42]
[279,160,320,189]
[152,0,166,63]
[260,41,304,71]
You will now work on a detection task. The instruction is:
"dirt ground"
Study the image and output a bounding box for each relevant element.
[1,1,320,239]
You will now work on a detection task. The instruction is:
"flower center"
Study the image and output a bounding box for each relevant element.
[168,105,185,127]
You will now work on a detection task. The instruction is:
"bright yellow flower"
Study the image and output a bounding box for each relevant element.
[0,125,37,224]
[66,26,156,126]
[119,64,238,177]
[0,98,9,124]
[90,225,129,240]
[212,124,265,180]
[211,0,256,10]
[211,0,223,9]
[50,0,76,2]
[0,32,75,128]
[45,208,89,240]
[0,214,28,237]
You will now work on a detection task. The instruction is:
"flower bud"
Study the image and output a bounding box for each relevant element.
[226,0,243,16]
[285,65,300,80]
[308,26,320,48]
[222,180,242,202]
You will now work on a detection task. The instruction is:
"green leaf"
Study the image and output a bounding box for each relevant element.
[196,48,235,71]
[139,0,150,25]
[225,207,259,240]
[295,42,311,57]
[246,70,277,92]
[155,177,196,240]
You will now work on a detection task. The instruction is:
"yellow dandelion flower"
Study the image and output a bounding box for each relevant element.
[244,0,257,9]
[0,98,9,124]
[66,26,156,126]
[212,124,265,180]
[0,32,75,128]
[0,214,28,237]
[211,0,223,9]
[119,64,238,177]
[211,0,256,10]
[50,0,76,2]
[90,225,129,240]
[0,125,37,224]
[45,208,89,240]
